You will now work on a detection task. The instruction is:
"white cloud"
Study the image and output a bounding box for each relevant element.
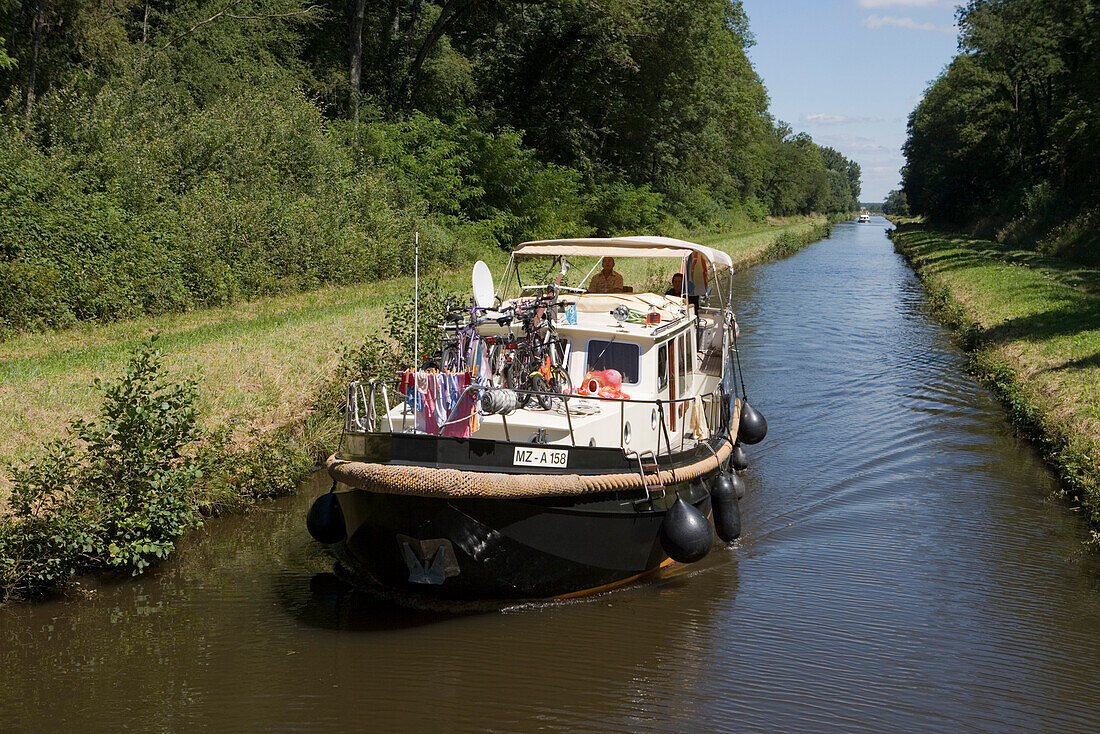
[800,113,884,124]
[803,113,849,124]
[863,14,955,32]
[858,0,939,8]
[816,134,892,154]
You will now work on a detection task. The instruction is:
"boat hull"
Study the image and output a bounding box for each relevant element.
[328,483,713,600]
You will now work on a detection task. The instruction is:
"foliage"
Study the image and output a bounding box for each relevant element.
[903,0,1100,263]
[762,133,859,217]
[194,424,315,514]
[882,189,909,216]
[0,0,860,338]
[0,37,13,69]
[384,274,461,368]
[0,343,201,598]
[762,220,834,260]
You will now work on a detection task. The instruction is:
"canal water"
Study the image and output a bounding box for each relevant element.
[2,217,1099,732]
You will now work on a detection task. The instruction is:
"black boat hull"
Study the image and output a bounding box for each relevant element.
[328,482,713,600]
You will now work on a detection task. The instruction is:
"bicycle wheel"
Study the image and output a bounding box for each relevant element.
[528,372,552,410]
[437,334,462,371]
[510,352,535,407]
[548,366,573,408]
[488,342,507,387]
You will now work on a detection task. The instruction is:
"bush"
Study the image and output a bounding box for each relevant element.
[0,343,202,599]
[584,176,663,236]
[762,221,833,261]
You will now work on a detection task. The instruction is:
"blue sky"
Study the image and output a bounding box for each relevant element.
[741,0,963,201]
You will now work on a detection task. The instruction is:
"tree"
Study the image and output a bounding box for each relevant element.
[882,189,909,216]
[903,55,1012,225]
[0,36,15,70]
[903,0,1100,260]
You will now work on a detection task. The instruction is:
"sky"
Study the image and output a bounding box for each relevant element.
[741,0,963,201]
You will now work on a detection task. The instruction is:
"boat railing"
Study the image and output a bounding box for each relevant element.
[345,379,728,452]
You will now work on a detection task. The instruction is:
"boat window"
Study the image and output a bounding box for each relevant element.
[677,333,688,395]
[687,329,695,372]
[657,343,668,390]
[587,340,640,384]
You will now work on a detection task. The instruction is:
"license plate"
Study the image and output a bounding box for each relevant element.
[513,447,569,468]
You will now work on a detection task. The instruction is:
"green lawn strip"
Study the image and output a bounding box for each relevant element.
[0,217,826,500]
[891,223,1100,547]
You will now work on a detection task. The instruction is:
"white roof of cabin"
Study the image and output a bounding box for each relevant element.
[514,236,734,268]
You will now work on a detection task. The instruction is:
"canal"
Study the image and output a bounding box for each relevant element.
[2,217,1098,731]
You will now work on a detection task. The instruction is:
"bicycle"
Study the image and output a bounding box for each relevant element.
[430,297,496,372]
[508,289,574,409]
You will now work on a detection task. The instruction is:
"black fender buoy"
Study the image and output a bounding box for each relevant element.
[710,472,742,542]
[659,497,713,563]
[307,492,346,544]
[731,442,749,471]
[738,400,768,445]
[729,470,746,500]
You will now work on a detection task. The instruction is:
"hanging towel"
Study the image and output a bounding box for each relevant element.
[416,373,434,433]
[446,372,463,415]
[689,395,709,439]
[432,372,446,423]
[442,373,475,437]
[477,344,492,385]
[404,370,421,414]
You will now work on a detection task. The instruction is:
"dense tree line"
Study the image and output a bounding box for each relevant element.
[882,189,908,217]
[0,0,859,333]
[903,0,1099,263]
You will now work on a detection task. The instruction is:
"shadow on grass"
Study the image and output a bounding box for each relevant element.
[980,301,1100,345]
[896,223,1100,296]
[895,224,1100,348]
[1043,352,1100,373]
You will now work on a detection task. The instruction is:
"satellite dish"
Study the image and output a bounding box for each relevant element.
[472,260,495,308]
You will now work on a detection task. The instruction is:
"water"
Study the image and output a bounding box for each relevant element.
[3,217,1099,732]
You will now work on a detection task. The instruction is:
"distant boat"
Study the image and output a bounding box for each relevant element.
[858,213,870,223]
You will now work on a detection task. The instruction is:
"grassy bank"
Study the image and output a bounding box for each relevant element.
[890,223,1100,548]
[1,216,830,500]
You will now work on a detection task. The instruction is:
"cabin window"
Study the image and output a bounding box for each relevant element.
[657,343,668,390]
[677,333,688,395]
[687,329,696,372]
[587,340,640,384]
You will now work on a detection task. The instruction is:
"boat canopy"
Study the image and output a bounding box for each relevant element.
[514,236,734,269]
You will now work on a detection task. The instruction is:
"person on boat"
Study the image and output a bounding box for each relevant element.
[666,273,684,297]
[588,257,624,293]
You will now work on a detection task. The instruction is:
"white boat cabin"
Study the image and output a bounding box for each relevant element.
[368,237,738,454]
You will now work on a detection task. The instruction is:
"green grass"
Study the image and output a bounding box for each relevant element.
[891,223,1100,548]
[0,216,827,502]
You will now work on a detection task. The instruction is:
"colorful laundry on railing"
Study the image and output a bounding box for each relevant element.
[398,369,479,436]
[442,373,478,438]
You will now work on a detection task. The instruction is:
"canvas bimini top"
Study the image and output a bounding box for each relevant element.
[513,236,734,269]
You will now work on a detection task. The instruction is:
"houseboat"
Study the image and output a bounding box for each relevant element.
[306,237,767,600]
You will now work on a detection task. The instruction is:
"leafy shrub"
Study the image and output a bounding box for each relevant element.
[762,221,833,261]
[384,275,461,368]
[194,423,314,515]
[584,176,663,236]
[0,343,202,598]
[742,196,770,223]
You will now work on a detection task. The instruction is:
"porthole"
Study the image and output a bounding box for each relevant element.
[651,408,658,431]
[623,421,632,445]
